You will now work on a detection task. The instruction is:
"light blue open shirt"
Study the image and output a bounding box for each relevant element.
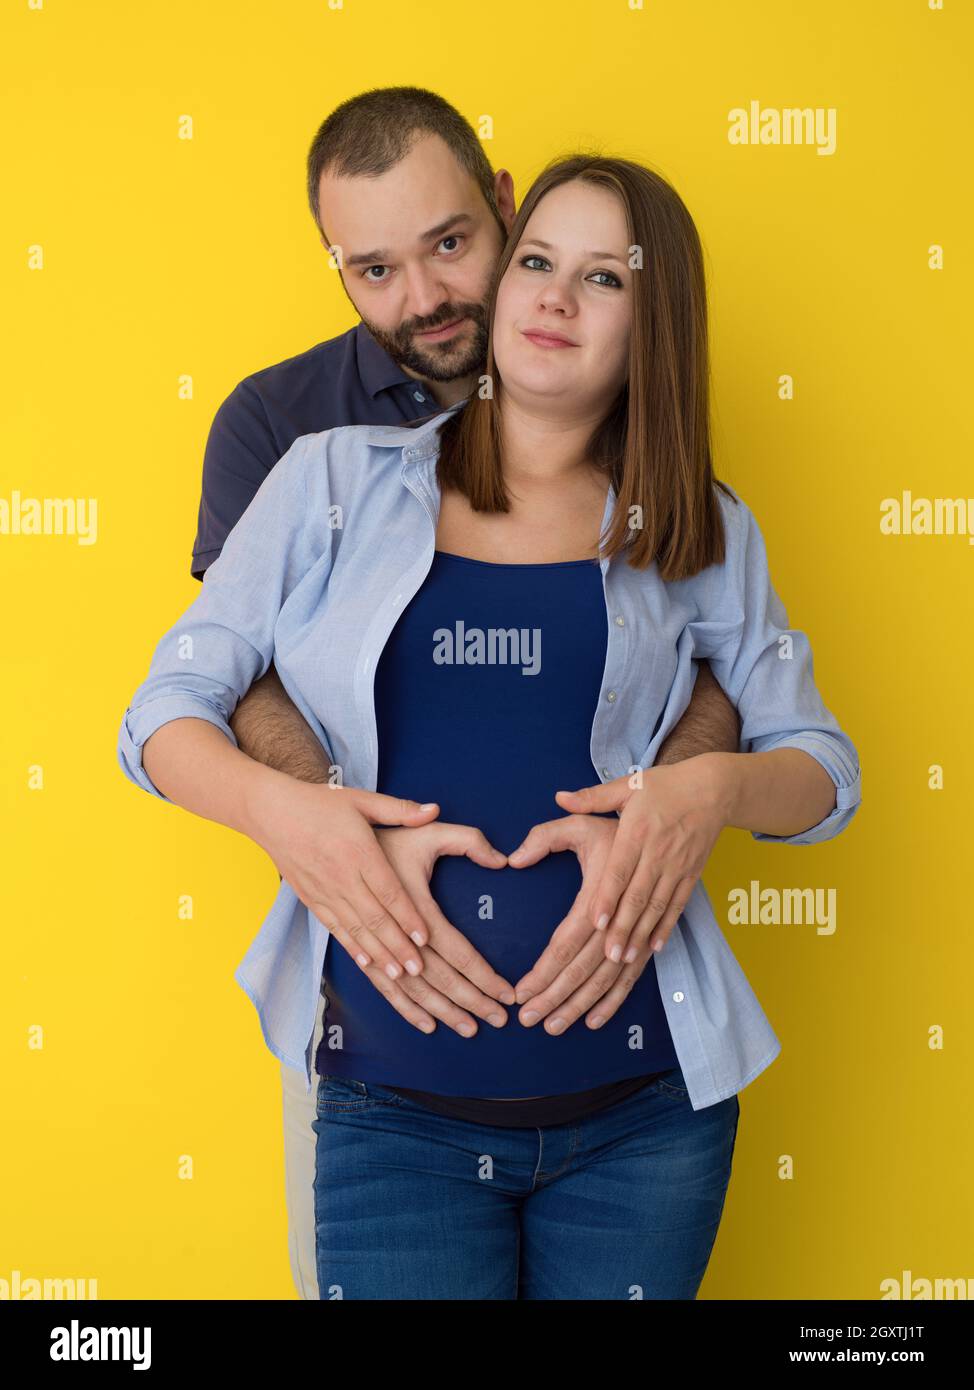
[117,400,862,1110]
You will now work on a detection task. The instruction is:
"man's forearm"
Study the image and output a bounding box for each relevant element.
[229,664,332,784]
[654,659,740,765]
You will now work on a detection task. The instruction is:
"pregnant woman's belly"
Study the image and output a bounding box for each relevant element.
[317,550,679,1097]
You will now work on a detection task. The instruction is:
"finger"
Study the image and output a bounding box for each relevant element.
[410,947,509,1028]
[644,876,697,956]
[320,893,415,981]
[507,816,580,867]
[435,823,508,868]
[588,829,645,934]
[391,961,485,1038]
[353,963,437,1034]
[360,846,435,954]
[517,931,610,1026]
[349,789,441,826]
[604,868,680,964]
[512,892,599,1004]
[345,875,426,979]
[548,955,641,1033]
[553,779,628,814]
[582,959,645,1028]
[420,899,516,1004]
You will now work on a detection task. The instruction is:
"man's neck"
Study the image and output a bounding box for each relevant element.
[401,364,476,410]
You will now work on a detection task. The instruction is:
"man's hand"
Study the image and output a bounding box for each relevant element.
[552,754,728,967]
[505,814,648,1034]
[353,824,516,1036]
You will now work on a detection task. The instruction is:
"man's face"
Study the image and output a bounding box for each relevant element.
[317,133,510,382]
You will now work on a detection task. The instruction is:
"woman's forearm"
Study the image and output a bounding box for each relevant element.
[141,716,288,840]
[706,747,838,837]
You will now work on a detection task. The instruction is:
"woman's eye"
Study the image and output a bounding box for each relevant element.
[589,270,622,288]
[520,254,550,271]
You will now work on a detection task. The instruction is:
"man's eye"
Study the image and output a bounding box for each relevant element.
[519,255,550,271]
[437,235,464,254]
[363,265,391,283]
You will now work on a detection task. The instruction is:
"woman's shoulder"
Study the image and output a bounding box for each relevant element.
[280,422,412,500]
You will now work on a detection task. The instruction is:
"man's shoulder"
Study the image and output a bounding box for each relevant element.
[231,326,360,403]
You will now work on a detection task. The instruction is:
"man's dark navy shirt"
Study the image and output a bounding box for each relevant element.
[191,322,441,580]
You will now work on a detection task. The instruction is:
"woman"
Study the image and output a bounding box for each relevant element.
[117,154,861,1299]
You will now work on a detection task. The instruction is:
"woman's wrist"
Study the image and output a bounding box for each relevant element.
[688,750,742,829]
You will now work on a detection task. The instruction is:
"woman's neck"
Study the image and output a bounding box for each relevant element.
[497,393,606,488]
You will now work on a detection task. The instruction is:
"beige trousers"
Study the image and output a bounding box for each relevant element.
[280,988,327,1300]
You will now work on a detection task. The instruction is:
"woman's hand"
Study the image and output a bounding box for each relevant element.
[244,776,449,980]
[361,823,515,1037]
[506,813,650,1033]
[552,754,729,967]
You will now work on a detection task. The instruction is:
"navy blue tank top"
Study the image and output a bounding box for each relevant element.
[317,550,678,1111]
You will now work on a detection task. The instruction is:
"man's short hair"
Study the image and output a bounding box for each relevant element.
[306,85,500,234]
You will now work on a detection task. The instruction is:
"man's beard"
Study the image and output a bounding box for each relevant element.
[360,301,489,383]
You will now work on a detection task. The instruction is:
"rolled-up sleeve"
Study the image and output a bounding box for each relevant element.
[117,434,316,803]
[692,488,862,846]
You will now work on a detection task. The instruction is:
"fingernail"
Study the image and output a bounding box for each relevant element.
[609,944,622,963]
[386,962,402,979]
[488,1013,505,1027]
[419,802,437,811]
[521,1010,539,1025]
[404,959,421,976]
[624,946,637,963]
[457,1022,475,1037]
[500,989,516,1005]
[653,940,664,953]
[596,914,609,930]
[589,1014,605,1028]
[410,931,425,946]
[420,1020,435,1034]
[356,954,370,968]
[547,1017,566,1034]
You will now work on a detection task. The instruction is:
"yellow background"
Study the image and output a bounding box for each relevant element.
[2,0,971,1299]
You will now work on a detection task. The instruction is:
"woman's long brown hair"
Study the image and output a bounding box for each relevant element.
[435,153,736,580]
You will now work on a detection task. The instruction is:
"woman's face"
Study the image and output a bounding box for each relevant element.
[491,179,633,413]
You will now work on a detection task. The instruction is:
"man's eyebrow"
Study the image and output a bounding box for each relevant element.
[520,238,628,265]
[343,213,475,268]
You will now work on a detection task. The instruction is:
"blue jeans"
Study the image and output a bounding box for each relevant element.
[312,1064,740,1300]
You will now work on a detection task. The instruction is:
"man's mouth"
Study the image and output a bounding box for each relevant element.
[415,317,467,341]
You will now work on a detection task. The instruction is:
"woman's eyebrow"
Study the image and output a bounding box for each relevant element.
[520,238,627,264]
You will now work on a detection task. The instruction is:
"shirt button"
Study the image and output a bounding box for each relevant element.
[672,991,685,1004]
[601,767,611,778]
[606,690,617,702]
[614,615,625,626]
[412,390,425,402]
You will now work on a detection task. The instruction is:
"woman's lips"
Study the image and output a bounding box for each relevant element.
[521,329,578,349]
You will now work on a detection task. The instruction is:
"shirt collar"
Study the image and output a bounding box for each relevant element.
[364,396,468,454]
[354,321,418,399]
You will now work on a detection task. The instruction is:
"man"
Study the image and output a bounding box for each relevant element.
[189,86,741,1299]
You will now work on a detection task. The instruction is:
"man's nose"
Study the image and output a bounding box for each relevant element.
[402,264,452,321]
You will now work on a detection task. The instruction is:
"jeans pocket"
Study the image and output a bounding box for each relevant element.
[651,1066,691,1099]
[316,1073,372,1113]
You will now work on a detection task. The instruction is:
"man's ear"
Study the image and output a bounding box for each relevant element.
[493,168,517,232]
